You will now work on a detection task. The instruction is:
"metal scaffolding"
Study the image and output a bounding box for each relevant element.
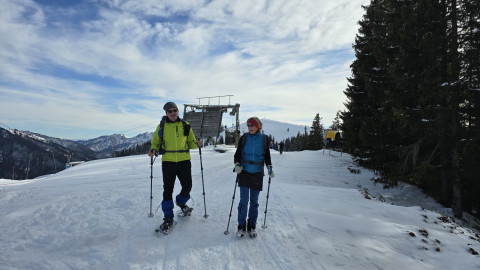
[183,97,240,146]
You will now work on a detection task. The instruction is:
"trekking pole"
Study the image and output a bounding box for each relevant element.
[148,155,156,217]
[261,177,272,229]
[224,174,239,235]
[199,111,208,218]
[199,146,208,218]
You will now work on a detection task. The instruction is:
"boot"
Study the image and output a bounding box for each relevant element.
[159,217,174,231]
[177,203,193,216]
[247,219,257,238]
[236,223,246,237]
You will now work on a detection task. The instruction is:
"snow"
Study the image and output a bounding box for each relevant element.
[1,148,479,269]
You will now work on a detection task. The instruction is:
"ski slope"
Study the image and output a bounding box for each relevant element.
[1,147,479,270]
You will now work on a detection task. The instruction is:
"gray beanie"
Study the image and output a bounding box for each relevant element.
[163,102,178,112]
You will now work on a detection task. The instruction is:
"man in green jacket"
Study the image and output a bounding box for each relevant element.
[148,102,203,231]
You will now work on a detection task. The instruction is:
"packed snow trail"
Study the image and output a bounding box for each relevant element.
[1,147,479,270]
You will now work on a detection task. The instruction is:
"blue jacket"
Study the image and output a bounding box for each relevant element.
[234,132,272,173]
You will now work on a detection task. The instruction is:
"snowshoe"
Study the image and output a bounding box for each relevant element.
[155,218,175,235]
[236,224,246,237]
[177,204,193,217]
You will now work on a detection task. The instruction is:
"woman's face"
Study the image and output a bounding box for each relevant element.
[248,122,258,134]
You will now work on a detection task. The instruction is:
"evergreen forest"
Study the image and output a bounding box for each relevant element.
[340,0,480,219]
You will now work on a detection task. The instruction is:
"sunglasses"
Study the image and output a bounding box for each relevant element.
[247,124,255,127]
[168,109,178,113]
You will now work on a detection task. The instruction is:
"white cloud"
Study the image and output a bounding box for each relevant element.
[0,0,369,138]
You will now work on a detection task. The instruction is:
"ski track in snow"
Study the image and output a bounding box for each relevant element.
[1,147,479,270]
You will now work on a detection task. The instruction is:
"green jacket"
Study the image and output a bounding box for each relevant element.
[150,118,199,162]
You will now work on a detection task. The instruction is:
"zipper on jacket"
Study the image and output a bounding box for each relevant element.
[175,125,178,161]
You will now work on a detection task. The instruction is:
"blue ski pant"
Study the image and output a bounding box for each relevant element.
[237,186,260,226]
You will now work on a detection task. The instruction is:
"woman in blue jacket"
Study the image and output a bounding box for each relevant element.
[234,117,274,237]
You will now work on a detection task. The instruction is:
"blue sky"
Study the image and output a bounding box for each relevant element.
[0,0,369,140]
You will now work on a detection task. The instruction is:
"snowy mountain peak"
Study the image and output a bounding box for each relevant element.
[228,118,311,142]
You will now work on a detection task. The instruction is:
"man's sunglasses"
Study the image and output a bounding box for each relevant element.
[247,124,255,127]
[168,109,178,113]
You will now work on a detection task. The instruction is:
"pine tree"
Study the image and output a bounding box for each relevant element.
[294,131,302,151]
[457,0,480,215]
[309,113,324,150]
[330,111,342,131]
[341,0,399,175]
[284,138,291,152]
[386,0,450,187]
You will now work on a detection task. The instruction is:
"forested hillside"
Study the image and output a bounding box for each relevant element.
[341,0,480,219]
[0,127,96,180]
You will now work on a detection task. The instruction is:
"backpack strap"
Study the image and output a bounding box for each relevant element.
[182,120,191,136]
[240,133,247,148]
[155,116,167,154]
[157,117,191,154]
[240,132,267,156]
[263,134,268,156]
[240,132,266,170]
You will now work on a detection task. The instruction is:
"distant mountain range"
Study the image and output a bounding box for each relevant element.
[0,118,311,180]
[76,132,154,158]
[0,127,154,180]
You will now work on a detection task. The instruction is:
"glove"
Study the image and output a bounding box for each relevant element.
[234,163,243,174]
[267,165,275,178]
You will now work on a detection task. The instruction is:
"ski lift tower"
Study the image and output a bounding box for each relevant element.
[183,95,241,146]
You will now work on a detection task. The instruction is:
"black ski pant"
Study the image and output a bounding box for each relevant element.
[161,160,192,201]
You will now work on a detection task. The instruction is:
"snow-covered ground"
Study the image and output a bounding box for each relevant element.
[1,147,479,269]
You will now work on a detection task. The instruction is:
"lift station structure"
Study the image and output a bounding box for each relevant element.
[183,95,241,146]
